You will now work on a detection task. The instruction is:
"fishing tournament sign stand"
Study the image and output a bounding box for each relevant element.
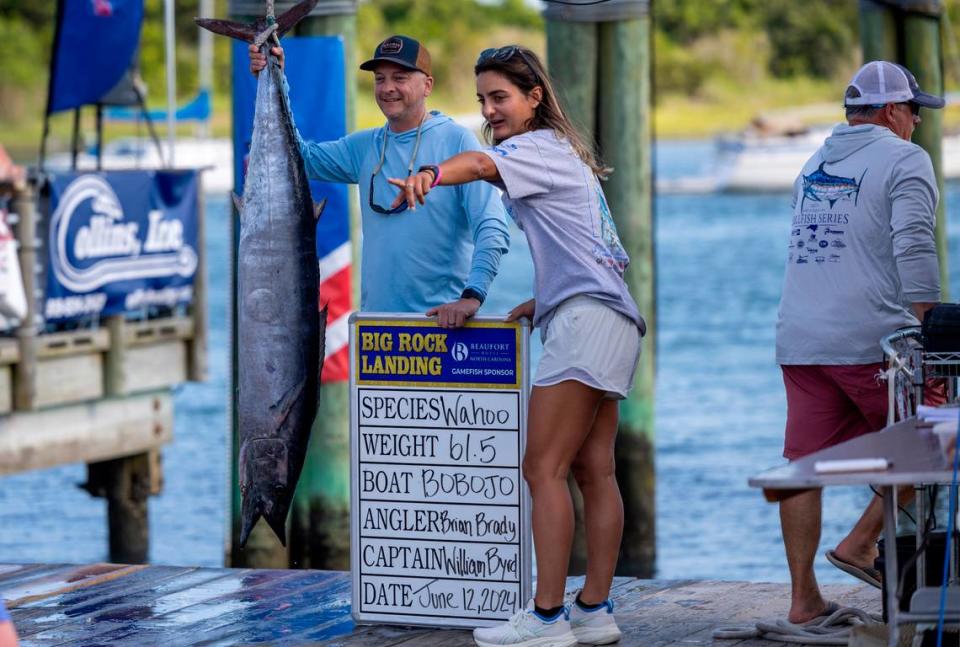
[349,314,532,628]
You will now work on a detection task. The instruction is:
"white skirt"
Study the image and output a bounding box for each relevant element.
[535,295,642,400]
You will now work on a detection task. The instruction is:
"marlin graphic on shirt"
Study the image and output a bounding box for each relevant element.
[801,161,866,210]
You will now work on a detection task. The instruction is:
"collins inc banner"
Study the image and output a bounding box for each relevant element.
[44,170,199,322]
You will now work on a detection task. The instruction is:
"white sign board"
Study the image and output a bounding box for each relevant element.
[350,315,531,628]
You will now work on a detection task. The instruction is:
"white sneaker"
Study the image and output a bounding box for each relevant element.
[473,600,577,647]
[568,597,622,645]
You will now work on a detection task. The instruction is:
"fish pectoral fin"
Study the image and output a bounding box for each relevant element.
[271,378,307,432]
[276,0,320,38]
[314,198,327,221]
[232,192,244,214]
[194,17,257,42]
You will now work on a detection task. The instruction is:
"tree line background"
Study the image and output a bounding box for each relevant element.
[1,0,958,149]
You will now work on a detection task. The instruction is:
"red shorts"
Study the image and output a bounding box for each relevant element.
[782,364,947,460]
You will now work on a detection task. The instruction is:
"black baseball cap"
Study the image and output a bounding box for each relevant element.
[360,35,432,76]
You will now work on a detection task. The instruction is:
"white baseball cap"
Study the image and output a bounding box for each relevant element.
[844,60,945,109]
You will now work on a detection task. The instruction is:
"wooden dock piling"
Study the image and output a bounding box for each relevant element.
[545,0,656,577]
[859,0,948,298]
[226,0,359,570]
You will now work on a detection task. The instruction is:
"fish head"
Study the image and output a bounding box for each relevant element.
[238,438,293,546]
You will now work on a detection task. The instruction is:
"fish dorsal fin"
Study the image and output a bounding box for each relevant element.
[314,198,327,221]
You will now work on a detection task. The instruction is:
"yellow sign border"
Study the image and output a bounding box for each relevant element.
[353,318,522,390]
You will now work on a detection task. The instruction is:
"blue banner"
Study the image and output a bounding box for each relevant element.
[231,36,349,260]
[47,0,143,114]
[356,321,521,388]
[44,170,200,321]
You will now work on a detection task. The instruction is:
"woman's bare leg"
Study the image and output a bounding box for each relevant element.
[571,398,622,605]
[525,380,605,609]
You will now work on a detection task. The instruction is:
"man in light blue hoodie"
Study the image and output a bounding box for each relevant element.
[250,35,509,327]
[775,61,943,623]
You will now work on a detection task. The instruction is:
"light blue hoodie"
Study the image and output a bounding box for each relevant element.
[776,123,940,365]
[286,89,509,313]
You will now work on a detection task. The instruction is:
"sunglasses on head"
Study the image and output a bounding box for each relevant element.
[477,45,540,82]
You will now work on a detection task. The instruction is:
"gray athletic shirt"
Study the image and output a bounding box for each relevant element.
[776,123,940,365]
[480,129,645,333]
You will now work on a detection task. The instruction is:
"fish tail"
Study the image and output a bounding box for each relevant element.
[195,0,318,43]
[194,18,257,43]
[275,0,320,38]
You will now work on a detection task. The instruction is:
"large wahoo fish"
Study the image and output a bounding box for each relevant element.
[197,0,326,547]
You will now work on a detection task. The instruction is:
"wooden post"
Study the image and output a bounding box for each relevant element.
[105,315,128,395]
[859,0,949,297]
[188,171,208,381]
[903,4,948,298]
[598,15,656,578]
[859,0,899,62]
[82,451,162,564]
[287,10,356,571]
[545,0,655,577]
[12,181,39,412]
[227,1,358,569]
[546,21,598,139]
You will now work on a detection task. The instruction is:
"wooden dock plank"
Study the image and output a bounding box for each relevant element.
[38,570,343,646]
[188,575,356,646]
[0,564,63,588]
[19,569,302,646]
[1,564,887,647]
[2,564,146,608]
[12,566,205,635]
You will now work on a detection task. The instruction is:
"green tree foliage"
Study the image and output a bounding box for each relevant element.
[0,14,47,120]
[761,0,858,78]
[653,0,860,100]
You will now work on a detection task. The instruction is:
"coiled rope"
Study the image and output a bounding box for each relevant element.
[712,606,882,645]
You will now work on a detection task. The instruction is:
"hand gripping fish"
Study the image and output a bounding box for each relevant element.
[197,0,327,547]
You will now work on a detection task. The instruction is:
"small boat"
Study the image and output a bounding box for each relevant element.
[660,113,960,194]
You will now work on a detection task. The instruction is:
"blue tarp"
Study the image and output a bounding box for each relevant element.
[47,0,144,114]
[231,36,349,261]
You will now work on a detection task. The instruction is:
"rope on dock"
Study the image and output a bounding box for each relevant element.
[712,606,882,645]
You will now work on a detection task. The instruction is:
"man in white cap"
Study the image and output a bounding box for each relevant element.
[775,60,944,623]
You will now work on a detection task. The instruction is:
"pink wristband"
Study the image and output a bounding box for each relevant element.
[419,165,442,188]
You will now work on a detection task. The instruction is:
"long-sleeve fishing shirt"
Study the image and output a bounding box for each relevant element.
[284,85,509,313]
[776,123,940,365]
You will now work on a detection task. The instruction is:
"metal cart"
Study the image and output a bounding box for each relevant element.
[880,326,960,644]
